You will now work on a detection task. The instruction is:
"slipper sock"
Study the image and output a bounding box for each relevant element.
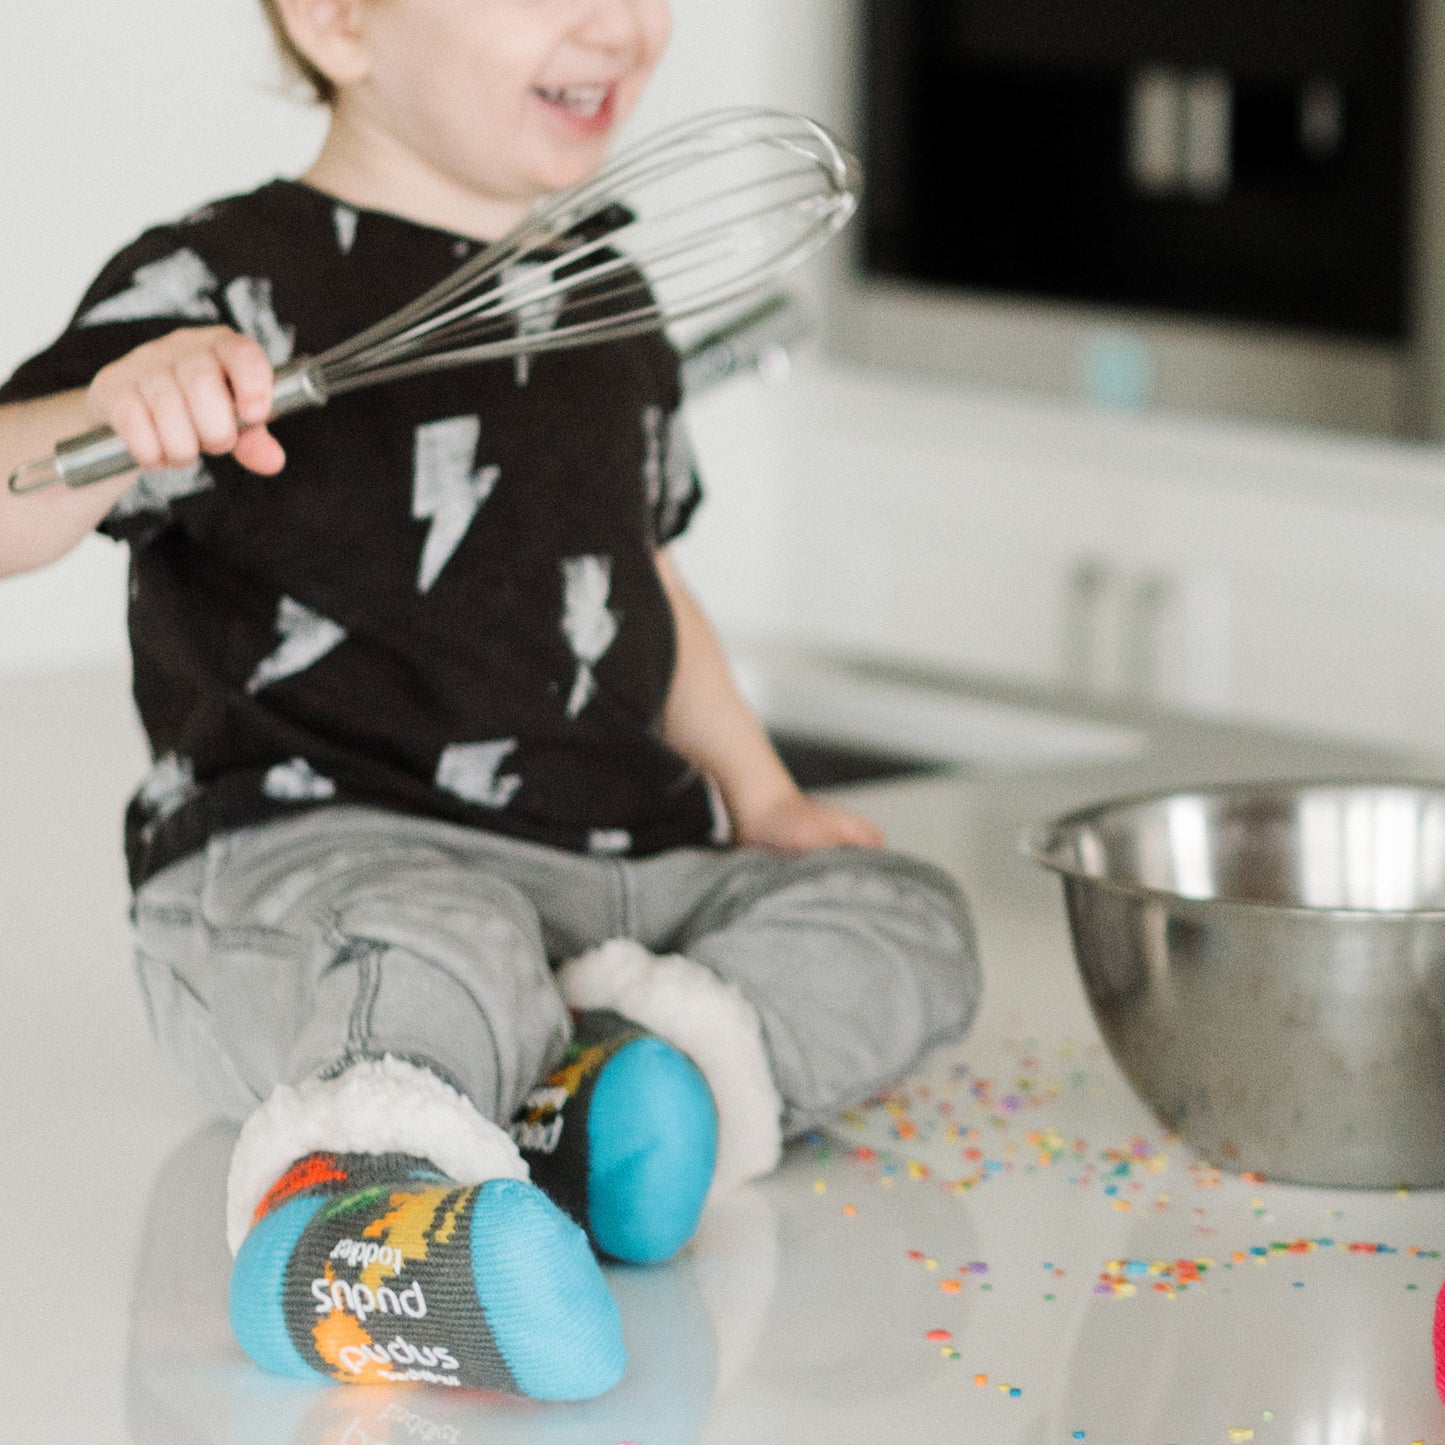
[510,1009,718,1264]
[229,1150,625,1400]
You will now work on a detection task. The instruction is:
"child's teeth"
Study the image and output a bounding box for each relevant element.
[542,85,607,117]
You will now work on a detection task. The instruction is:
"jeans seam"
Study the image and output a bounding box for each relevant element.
[607,859,633,938]
[317,930,511,1117]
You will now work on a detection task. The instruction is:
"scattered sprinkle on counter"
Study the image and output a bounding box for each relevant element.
[837,1037,1443,1439]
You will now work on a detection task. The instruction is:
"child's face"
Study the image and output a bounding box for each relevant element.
[346,0,671,224]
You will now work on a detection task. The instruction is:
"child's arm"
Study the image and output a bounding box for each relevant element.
[0,326,282,579]
[655,548,885,852]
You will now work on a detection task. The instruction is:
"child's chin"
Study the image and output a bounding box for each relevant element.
[534,149,613,195]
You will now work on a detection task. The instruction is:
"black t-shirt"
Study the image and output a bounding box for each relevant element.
[0,180,724,886]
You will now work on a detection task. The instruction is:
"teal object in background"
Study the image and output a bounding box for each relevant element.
[1080,330,1157,411]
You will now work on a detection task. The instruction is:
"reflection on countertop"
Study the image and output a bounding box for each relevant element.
[6,662,1445,1444]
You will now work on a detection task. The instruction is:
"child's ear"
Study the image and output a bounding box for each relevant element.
[272,0,372,89]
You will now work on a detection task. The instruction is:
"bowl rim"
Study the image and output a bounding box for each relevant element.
[1022,776,1445,920]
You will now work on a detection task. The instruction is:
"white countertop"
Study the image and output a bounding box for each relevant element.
[5,663,1445,1444]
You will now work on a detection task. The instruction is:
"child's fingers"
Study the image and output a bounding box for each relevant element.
[232,426,286,476]
[136,371,205,467]
[175,349,248,455]
[87,326,278,474]
[100,389,167,472]
[211,330,276,428]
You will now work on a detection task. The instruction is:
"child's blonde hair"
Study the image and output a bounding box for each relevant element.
[258,0,335,105]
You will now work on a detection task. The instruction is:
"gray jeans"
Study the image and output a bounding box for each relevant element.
[132,806,979,1137]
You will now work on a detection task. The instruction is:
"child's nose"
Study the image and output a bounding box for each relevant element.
[571,0,664,54]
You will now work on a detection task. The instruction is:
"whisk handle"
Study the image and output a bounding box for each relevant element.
[8,359,327,495]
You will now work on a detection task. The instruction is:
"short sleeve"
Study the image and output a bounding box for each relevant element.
[0,228,225,406]
[0,227,230,542]
[650,406,704,547]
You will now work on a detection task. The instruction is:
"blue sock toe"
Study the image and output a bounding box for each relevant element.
[587,1037,718,1264]
[230,1194,328,1382]
[470,1177,626,1400]
[232,1156,624,1399]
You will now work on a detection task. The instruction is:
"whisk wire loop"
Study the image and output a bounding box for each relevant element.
[10,106,859,493]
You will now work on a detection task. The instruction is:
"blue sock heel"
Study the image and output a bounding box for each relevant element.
[588,1037,718,1263]
[512,1010,718,1264]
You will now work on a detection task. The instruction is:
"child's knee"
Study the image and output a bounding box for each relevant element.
[881,853,982,1038]
[778,847,982,1041]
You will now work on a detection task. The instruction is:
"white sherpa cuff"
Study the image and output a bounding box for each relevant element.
[225,1056,528,1255]
[557,939,784,1197]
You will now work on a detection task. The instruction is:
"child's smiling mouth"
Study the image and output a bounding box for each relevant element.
[535,84,613,123]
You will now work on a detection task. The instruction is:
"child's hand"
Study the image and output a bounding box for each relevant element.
[735,786,886,854]
[87,326,286,477]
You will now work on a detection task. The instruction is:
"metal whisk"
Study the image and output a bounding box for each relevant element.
[10,107,859,495]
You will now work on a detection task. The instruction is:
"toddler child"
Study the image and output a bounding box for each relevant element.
[0,0,979,1402]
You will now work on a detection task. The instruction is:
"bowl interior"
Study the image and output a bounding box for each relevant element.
[1043,783,1445,911]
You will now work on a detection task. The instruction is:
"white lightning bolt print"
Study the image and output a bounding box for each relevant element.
[106,461,214,522]
[79,249,220,327]
[705,778,733,846]
[502,259,565,386]
[333,205,359,255]
[561,555,620,718]
[263,757,337,802]
[138,752,198,823]
[642,406,663,515]
[642,406,699,543]
[225,277,296,365]
[246,597,348,695]
[436,740,523,809]
[663,412,699,518]
[412,416,500,593]
[587,829,633,857]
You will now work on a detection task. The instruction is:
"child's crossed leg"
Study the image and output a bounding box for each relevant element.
[133,804,977,1398]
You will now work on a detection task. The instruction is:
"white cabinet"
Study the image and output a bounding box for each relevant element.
[685,363,1445,759]
[762,371,1127,687]
[1128,470,1445,753]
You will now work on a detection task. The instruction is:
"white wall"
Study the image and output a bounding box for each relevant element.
[0,1,327,675]
[0,0,824,676]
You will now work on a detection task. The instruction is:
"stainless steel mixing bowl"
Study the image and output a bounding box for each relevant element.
[1027,782,1445,1187]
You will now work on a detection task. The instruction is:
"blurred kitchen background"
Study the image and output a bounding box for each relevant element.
[8,0,1445,764]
